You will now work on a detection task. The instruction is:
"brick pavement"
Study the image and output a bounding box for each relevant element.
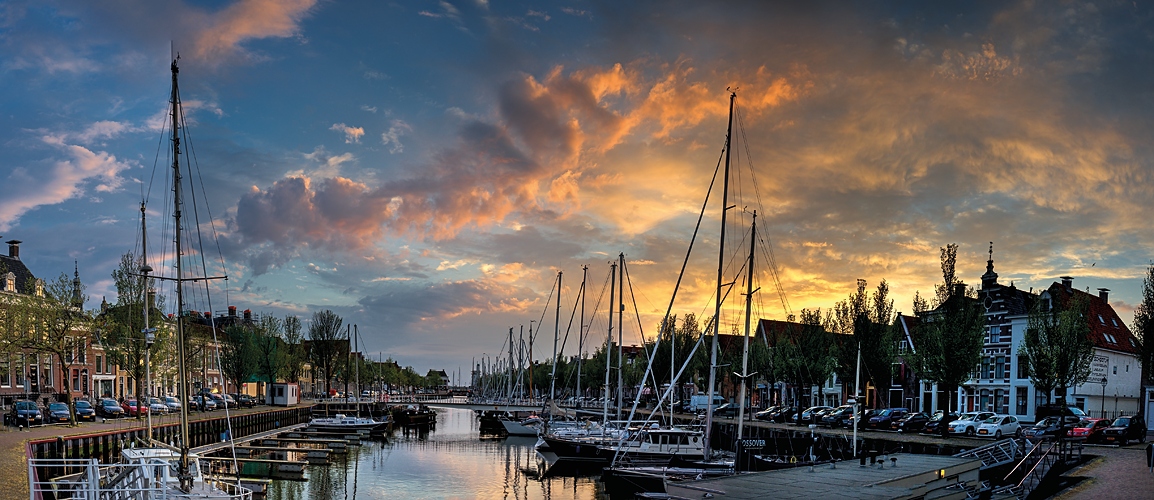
[1054,440,1154,500]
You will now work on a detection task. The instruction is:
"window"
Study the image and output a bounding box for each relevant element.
[1104,333,1117,343]
[1098,315,1105,324]
[15,356,24,387]
[96,355,102,374]
[1017,355,1029,379]
[982,357,991,380]
[0,358,8,387]
[989,326,999,344]
[995,356,1006,379]
[1113,365,1117,375]
[1016,387,1028,415]
[1112,318,1118,327]
[1075,397,1085,411]
[980,389,991,412]
[994,389,1004,413]
[72,369,80,391]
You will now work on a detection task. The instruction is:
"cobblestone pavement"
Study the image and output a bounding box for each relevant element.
[1053,441,1154,500]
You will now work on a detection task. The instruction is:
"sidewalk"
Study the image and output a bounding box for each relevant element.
[1054,441,1154,499]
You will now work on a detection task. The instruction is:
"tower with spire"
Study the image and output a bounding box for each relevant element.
[72,261,83,309]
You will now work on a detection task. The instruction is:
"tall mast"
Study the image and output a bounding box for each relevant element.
[549,271,561,403]
[736,211,757,440]
[507,327,514,403]
[141,202,155,442]
[603,261,616,425]
[704,91,736,460]
[171,57,193,492]
[577,265,587,406]
[616,253,624,421]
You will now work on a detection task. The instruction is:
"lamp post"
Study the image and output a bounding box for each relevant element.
[1100,376,1108,419]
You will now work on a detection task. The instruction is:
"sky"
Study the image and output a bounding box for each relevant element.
[2,1,1152,380]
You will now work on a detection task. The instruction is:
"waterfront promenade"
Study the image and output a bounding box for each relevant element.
[0,406,277,500]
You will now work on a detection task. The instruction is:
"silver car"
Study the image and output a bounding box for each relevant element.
[164,396,182,413]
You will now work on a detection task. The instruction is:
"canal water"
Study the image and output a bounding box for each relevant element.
[264,406,605,499]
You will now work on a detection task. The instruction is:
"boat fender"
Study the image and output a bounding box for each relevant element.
[789,456,797,464]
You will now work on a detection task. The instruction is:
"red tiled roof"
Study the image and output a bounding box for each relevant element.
[1046,283,1140,355]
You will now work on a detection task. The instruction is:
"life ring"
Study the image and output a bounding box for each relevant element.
[789,456,797,464]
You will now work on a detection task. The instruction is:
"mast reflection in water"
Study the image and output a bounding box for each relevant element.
[264,407,605,499]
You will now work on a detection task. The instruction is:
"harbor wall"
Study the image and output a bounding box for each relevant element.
[25,407,312,467]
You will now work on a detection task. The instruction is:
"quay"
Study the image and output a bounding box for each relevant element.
[664,454,983,499]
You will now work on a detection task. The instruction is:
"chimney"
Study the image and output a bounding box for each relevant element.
[953,282,967,298]
[228,306,237,317]
[5,240,21,260]
[243,309,252,320]
[1060,276,1073,289]
[1098,288,1109,302]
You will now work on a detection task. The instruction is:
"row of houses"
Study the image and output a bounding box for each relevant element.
[755,248,1147,428]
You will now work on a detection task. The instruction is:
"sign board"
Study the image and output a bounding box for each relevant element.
[739,439,766,448]
[1090,355,1110,380]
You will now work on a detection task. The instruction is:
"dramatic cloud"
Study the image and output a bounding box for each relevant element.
[0,136,131,230]
[191,0,317,62]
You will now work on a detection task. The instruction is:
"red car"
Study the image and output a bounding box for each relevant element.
[121,399,149,416]
[1069,418,1111,443]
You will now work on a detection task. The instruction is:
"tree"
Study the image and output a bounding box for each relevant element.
[771,309,836,421]
[907,244,985,413]
[22,272,90,425]
[253,315,285,400]
[832,279,897,407]
[219,325,256,397]
[1020,294,1095,404]
[98,253,166,408]
[308,310,345,396]
[282,315,306,383]
[648,314,708,403]
[1135,264,1154,387]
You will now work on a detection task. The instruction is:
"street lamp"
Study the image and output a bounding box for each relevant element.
[1099,376,1108,419]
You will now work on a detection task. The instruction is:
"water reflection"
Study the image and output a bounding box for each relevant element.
[264,407,603,499]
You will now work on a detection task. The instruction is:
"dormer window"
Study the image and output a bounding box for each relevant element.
[35,279,44,297]
[1111,318,1118,327]
[3,272,14,292]
[1098,314,1105,324]
[1104,333,1117,344]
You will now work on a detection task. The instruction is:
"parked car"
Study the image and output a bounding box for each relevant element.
[921,412,959,435]
[46,402,72,424]
[1069,418,1111,443]
[97,398,124,418]
[1035,404,1087,422]
[8,400,43,426]
[121,399,148,416]
[233,394,257,408]
[976,414,1021,439]
[711,403,740,418]
[894,412,931,433]
[148,397,168,415]
[753,405,783,421]
[771,407,797,423]
[821,405,854,427]
[848,409,883,430]
[948,411,996,436]
[1022,416,1070,440]
[867,408,909,430]
[164,396,182,413]
[73,400,97,422]
[793,405,833,424]
[207,393,233,410]
[1101,415,1148,445]
[192,395,218,411]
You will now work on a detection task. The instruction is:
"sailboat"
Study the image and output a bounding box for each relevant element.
[27,57,252,499]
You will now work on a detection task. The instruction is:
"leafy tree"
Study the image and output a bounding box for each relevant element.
[771,309,836,421]
[219,325,256,398]
[907,244,985,413]
[648,314,708,403]
[308,310,345,396]
[1135,264,1154,387]
[22,272,91,424]
[832,279,897,407]
[1020,294,1094,404]
[97,253,166,407]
